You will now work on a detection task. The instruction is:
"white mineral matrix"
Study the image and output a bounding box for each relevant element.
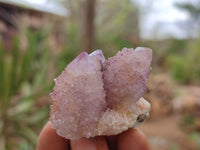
[50,47,152,140]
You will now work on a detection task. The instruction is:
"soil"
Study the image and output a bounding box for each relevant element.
[141,115,198,150]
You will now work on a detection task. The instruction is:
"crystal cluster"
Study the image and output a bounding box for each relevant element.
[50,47,152,140]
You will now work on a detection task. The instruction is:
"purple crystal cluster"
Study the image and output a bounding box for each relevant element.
[50,47,152,140]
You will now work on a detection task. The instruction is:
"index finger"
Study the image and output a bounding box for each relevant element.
[37,121,69,150]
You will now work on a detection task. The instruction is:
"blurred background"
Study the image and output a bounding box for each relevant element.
[0,0,199,149]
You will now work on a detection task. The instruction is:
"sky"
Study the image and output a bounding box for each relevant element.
[134,0,194,39]
[24,0,196,39]
[18,0,66,15]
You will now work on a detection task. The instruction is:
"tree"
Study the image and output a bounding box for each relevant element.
[79,0,96,52]
[175,1,200,38]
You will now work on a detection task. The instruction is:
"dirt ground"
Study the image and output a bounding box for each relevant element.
[141,115,198,150]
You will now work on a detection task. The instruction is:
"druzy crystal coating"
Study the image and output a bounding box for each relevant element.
[50,47,152,140]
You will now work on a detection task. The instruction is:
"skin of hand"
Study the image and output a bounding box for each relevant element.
[37,121,150,150]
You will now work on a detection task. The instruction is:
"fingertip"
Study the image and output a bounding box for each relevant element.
[70,138,97,150]
[117,128,150,150]
[70,136,108,150]
[37,121,69,150]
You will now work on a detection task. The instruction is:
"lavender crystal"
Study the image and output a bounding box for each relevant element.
[50,47,152,140]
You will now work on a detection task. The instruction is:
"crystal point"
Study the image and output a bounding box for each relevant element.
[50,47,152,139]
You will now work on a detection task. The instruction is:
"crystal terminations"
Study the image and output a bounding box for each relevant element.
[50,47,152,140]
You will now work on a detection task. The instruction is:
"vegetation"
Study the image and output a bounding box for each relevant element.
[0,0,200,149]
[188,132,200,149]
[0,31,52,150]
[165,38,200,84]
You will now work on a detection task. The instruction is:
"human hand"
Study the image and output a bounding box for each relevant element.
[37,121,150,150]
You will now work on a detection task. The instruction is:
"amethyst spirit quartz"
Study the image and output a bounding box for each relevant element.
[50,47,152,140]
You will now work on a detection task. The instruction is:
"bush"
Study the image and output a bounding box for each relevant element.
[0,31,51,150]
[166,38,200,85]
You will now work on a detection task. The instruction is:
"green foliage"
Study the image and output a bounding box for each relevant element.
[175,2,200,19]
[180,114,195,129]
[166,55,190,83]
[56,21,79,72]
[166,38,200,84]
[188,132,200,149]
[165,39,187,56]
[0,31,51,150]
[96,0,137,58]
[170,144,179,150]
